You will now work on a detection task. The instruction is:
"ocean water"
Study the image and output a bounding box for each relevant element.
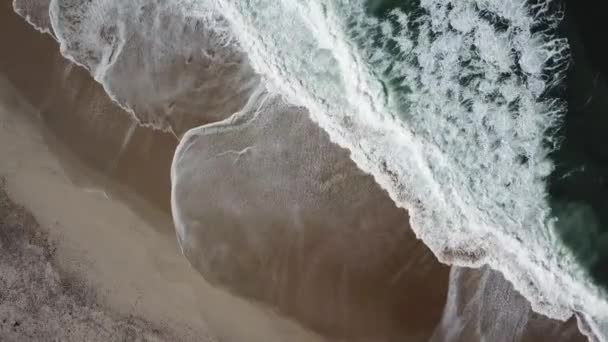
[11,0,608,340]
[549,0,608,290]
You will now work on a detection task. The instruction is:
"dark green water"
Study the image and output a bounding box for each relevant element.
[548,0,608,287]
[365,0,420,17]
[363,0,608,289]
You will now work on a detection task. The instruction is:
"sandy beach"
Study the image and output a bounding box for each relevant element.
[0,2,451,340]
[0,50,320,342]
[0,4,323,340]
[0,8,324,334]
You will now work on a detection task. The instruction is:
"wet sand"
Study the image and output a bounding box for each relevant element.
[0,0,177,214]
[0,74,322,341]
[172,91,451,341]
[0,2,323,339]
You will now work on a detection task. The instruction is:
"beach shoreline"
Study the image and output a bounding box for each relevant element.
[0,67,321,342]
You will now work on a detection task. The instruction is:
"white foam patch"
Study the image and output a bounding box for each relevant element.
[12,0,53,35]
[431,266,585,341]
[43,0,259,133]
[191,0,608,340]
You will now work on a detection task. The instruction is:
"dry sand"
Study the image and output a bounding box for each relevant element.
[0,177,178,342]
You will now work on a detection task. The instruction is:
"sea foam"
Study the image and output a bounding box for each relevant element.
[44,0,259,135]
[192,0,608,340]
[15,0,608,340]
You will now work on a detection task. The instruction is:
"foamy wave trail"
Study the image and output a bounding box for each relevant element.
[41,0,259,134]
[190,0,608,339]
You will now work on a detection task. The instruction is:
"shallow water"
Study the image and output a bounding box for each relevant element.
[2,3,449,340]
[432,266,586,342]
[0,5,324,341]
